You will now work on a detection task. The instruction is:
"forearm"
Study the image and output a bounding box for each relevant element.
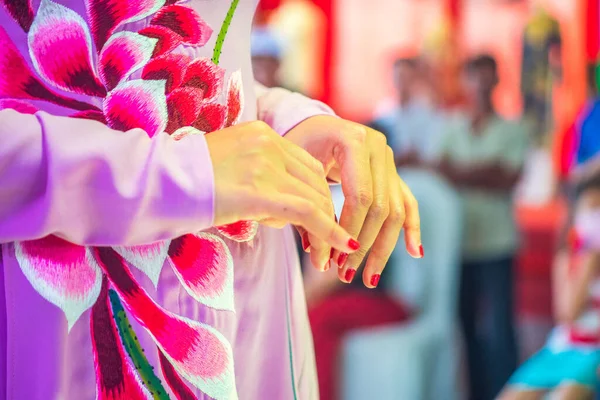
[0,109,214,246]
[255,82,335,136]
[440,162,519,191]
[554,251,600,323]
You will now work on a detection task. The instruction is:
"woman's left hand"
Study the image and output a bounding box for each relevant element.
[286,115,423,288]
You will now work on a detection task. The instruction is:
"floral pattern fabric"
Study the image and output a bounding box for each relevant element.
[0,0,257,398]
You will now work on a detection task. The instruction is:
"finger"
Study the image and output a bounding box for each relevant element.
[259,193,359,253]
[399,177,423,258]
[362,156,405,288]
[294,226,311,253]
[335,124,373,277]
[276,134,327,179]
[282,147,332,198]
[338,132,389,283]
[295,225,332,271]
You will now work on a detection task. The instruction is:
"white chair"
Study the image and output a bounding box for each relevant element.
[330,168,464,400]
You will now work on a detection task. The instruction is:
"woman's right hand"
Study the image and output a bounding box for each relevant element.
[204,121,360,255]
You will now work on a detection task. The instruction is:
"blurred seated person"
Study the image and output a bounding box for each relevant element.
[373,56,444,167]
[435,54,529,400]
[251,27,283,88]
[305,251,412,400]
[499,177,600,400]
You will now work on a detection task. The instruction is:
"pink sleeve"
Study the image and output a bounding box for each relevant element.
[255,83,336,136]
[0,109,214,246]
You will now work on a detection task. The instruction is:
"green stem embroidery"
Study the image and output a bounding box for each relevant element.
[109,289,170,400]
[211,0,240,65]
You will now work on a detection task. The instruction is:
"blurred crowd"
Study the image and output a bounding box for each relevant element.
[252,10,600,399]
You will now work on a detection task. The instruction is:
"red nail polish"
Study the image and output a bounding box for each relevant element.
[419,245,424,258]
[337,253,349,268]
[302,232,310,251]
[348,239,360,251]
[370,274,381,287]
[330,247,335,259]
[345,268,356,283]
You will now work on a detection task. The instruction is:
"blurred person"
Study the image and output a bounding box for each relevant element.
[436,54,529,400]
[374,57,445,167]
[498,177,600,400]
[0,2,424,399]
[251,27,283,88]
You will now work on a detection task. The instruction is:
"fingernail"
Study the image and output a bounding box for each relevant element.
[323,260,330,271]
[302,232,310,251]
[337,252,349,268]
[344,268,356,283]
[370,274,381,287]
[330,247,335,259]
[419,245,424,258]
[348,238,360,251]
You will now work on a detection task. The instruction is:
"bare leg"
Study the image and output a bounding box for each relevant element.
[496,386,546,400]
[551,384,594,400]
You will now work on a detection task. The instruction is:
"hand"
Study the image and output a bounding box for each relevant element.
[286,116,422,288]
[204,121,360,254]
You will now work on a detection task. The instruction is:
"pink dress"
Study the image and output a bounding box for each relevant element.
[0,0,333,398]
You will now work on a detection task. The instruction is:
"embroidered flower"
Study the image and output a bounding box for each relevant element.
[0,0,248,398]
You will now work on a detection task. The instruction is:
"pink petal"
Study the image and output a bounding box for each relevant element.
[159,351,196,400]
[87,0,166,50]
[0,99,38,114]
[141,53,192,94]
[224,70,244,127]
[168,233,234,311]
[99,32,158,91]
[28,0,106,97]
[91,277,150,400]
[181,58,225,102]
[14,236,102,329]
[113,242,169,287]
[192,102,226,133]
[0,27,98,111]
[171,126,204,141]
[95,248,236,400]
[71,110,107,124]
[150,5,212,47]
[216,221,259,243]
[138,25,182,58]
[1,0,34,32]
[165,87,204,133]
[103,79,168,137]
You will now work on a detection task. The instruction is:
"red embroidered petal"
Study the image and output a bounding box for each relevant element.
[150,5,212,47]
[0,27,98,111]
[168,233,234,311]
[225,70,244,127]
[14,236,102,329]
[87,0,166,50]
[104,79,168,137]
[95,248,236,400]
[165,87,204,133]
[71,110,107,124]
[192,102,226,133]
[1,0,34,32]
[216,221,259,243]
[28,0,106,97]
[138,25,182,58]
[158,351,195,400]
[0,99,38,114]
[181,58,225,102]
[113,242,169,287]
[99,32,158,91]
[141,53,192,94]
[91,277,149,400]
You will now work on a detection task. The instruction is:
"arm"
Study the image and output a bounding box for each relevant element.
[255,82,335,136]
[0,109,214,246]
[570,154,600,187]
[553,249,600,324]
[437,158,522,191]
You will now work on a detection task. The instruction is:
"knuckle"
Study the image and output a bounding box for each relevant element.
[368,199,389,220]
[350,125,368,144]
[355,190,373,208]
[372,129,387,145]
[389,205,406,224]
